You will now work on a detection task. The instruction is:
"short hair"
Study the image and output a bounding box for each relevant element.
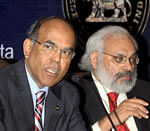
[27,16,77,48]
[79,25,138,71]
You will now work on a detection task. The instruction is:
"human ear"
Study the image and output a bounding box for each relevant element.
[23,38,33,59]
[90,51,99,70]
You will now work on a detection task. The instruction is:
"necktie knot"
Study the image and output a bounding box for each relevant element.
[107,92,119,112]
[107,92,118,104]
[36,91,46,105]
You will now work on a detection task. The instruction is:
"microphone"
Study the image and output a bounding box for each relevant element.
[99,96,117,131]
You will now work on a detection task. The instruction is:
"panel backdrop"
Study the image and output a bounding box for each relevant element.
[0,0,150,80]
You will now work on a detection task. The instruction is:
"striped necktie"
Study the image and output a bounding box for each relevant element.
[107,92,129,131]
[35,91,46,131]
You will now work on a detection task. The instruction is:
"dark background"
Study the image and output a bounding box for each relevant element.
[0,0,150,80]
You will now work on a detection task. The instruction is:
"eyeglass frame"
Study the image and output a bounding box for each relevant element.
[102,51,139,65]
[30,38,75,59]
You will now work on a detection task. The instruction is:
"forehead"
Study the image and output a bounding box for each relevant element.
[104,35,136,55]
[38,19,75,48]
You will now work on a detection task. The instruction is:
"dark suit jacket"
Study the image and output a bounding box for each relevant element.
[0,59,86,131]
[72,72,150,131]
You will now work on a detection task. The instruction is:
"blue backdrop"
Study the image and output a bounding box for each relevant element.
[0,0,150,80]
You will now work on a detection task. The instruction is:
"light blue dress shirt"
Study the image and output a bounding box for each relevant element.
[25,65,49,127]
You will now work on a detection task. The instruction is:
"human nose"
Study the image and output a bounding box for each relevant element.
[52,49,61,62]
[122,58,133,71]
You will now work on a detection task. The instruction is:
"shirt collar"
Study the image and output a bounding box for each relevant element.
[25,65,49,96]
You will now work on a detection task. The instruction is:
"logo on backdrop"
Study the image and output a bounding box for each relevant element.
[63,0,150,47]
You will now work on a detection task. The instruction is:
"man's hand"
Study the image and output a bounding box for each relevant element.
[98,98,149,131]
[113,97,149,124]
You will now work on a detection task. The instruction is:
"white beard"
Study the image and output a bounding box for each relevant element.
[95,63,137,93]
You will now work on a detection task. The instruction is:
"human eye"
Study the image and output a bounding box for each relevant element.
[114,56,124,63]
[129,56,137,64]
[62,49,72,56]
[43,42,55,50]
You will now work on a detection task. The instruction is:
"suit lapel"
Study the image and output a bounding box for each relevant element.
[13,60,34,129]
[81,74,108,124]
[44,86,64,131]
[127,89,149,130]
[134,117,149,130]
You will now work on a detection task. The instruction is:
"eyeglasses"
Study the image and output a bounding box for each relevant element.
[31,39,75,59]
[102,52,139,65]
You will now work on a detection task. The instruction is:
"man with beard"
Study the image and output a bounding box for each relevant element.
[0,16,87,131]
[72,25,150,131]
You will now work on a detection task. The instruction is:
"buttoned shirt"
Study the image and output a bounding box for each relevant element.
[91,72,138,131]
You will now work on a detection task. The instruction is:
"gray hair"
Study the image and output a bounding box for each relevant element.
[79,25,138,71]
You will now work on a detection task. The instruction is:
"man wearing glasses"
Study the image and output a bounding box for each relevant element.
[0,16,87,131]
[72,25,150,131]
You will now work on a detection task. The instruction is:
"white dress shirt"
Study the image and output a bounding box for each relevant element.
[25,65,49,128]
[91,73,138,131]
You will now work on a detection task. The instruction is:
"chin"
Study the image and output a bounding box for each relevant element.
[47,78,62,87]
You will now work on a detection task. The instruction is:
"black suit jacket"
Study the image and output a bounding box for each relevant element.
[0,59,86,131]
[72,73,150,131]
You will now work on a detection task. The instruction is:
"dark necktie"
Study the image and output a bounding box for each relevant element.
[35,91,46,131]
[107,92,129,131]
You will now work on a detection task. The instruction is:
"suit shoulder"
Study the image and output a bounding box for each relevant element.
[58,79,79,96]
[136,79,150,88]
[0,60,24,74]
[70,72,94,92]
[61,79,78,91]
[71,72,92,84]
[0,64,14,78]
[56,79,81,108]
[129,79,150,100]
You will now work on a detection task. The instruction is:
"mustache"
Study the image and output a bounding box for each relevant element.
[114,71,134,81]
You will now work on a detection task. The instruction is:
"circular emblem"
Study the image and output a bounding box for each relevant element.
[63,0,150,48]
